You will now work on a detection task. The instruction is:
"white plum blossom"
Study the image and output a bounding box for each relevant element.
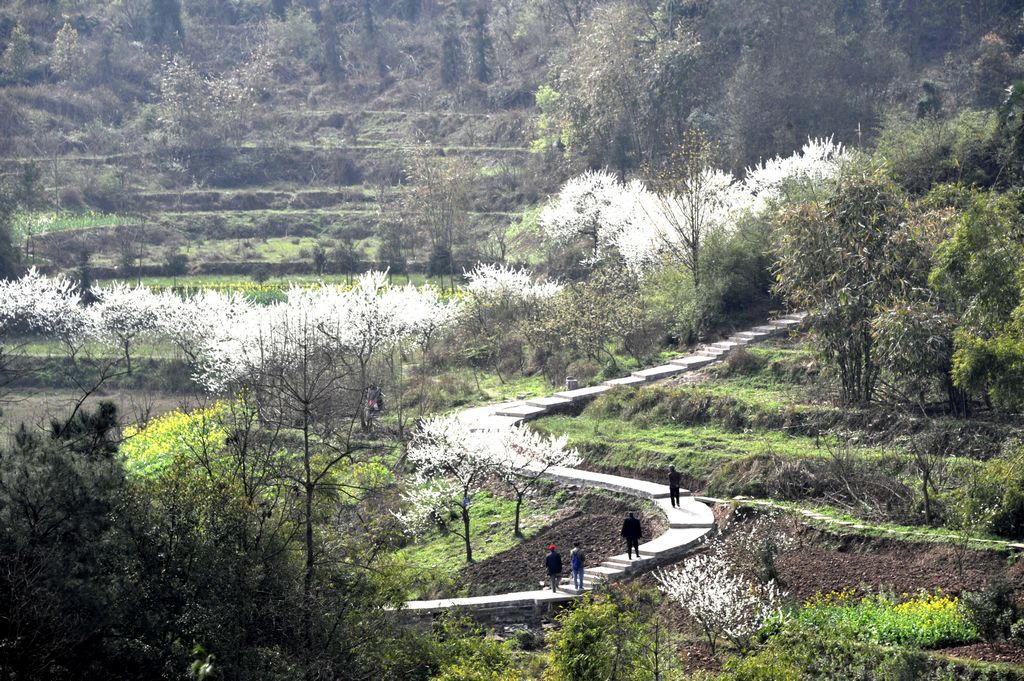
[405,413,498,486]
[0,268,91,345]
[538,170,646,262]
[742,137,848,213]
[394,477,463,536]
[89,282,163,374]
[632,167,746,277]
[154,289,252,363]
[0,270,455,394]
[492,426,581,536]
[197,272,456,393]
[583,138,849,273]
[400,414,502,562]
[463,263,562,304]
[385,282,458,351]
[657,553,783,655]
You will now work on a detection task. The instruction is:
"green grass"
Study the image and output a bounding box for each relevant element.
[397,490,560,595]
[14,211,143,239]
[471,373,554,404]
[747,499,1011,549]
[533,412,846,478]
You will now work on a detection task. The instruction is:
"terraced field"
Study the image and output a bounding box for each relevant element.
[5,107,546,282]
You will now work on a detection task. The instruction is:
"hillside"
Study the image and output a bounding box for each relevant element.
[3,2,1024,680]
[1,0,1022,283]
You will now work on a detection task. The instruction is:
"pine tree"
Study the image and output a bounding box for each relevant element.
[1,24,31,83]
[52,20,83,81]
[148,0,185,47]
[470,5,493,84]
[439,3,464,88]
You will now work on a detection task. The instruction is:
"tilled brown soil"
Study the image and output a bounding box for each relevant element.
[460,498,1024,667]
[665,525,1024,667]
[775,531,1013,601]
[941,640,1024,665]
[461,494,666,596]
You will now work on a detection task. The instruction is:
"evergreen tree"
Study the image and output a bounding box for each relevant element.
[0,404,133,678]
[148,0,185,47]
[0,185,22,281]
[52,20,84,81]
[439,3,464,88]
[1,24,31,83]
[470,5,493,84]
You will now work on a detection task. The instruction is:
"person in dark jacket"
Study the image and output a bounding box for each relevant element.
[545,544,562,592]
[668,464,682,508]
[621,512,643,559]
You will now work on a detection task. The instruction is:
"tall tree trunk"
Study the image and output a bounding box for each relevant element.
[461,504,473,563]
[922,468,932,525]
[514,492,524,538]
[302,415,315,679]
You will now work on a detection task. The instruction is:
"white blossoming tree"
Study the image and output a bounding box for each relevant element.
[154,289,251,366]
[400,414,499,563]
[656,553,782,656]
[538,170,644,263]
[461,263,562,382]
[742,137,848,213]
[378,281,458,429]
[90,282,161,375]
[195,273,451,653]
[0,268,92,356]
[0,269,89,398]
[492,426,580,537]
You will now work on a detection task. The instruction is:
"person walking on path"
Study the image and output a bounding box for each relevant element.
[569,542,586,591]
[668,464,682,508]
[621,512,643,559]
[545,544,563,592]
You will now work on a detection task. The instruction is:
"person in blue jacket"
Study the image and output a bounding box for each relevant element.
[569,542,586,590]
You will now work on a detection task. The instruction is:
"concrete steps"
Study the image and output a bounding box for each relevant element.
[525,396,572,408]
[553,385,613,402]
[631,364,687,381]
[603,375,648,387]
[493,404,548,419]
[669,355,715,369]
[404,312,807,617]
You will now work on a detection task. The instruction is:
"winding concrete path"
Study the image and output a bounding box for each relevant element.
[405,313,806,615]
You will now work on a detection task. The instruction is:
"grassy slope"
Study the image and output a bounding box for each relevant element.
[532,341,988,513]
[397,490,562,597]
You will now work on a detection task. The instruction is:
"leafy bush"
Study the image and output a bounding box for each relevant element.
[428,615,523,681]
[721,622,1005,681]
[961,579,1019,641]
[961,443,1024,539]
[548,588,664,681]
[794,589,979,649]
[718,347,769,377]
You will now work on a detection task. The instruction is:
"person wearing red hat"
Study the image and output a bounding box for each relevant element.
[544,544,562,592]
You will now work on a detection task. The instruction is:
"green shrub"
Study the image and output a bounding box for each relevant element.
[429,615,521,681]
[510,627,543,651]
[721,622,1007,681]
[547,589,664,681]
[962,444,1024,540]
[962,579,1019,641]
[718,347,769,377]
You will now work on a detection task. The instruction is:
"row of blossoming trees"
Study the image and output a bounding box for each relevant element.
[0,266,580,563]
[0,264,586,674]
